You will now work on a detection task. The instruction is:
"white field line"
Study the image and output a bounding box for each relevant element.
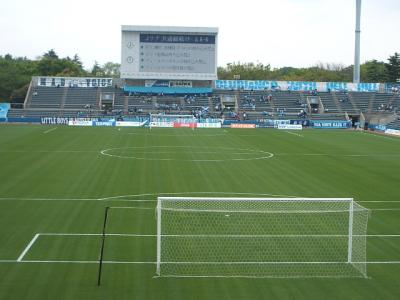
[361,131,400,141]
[109,206,154,210]
[17,234,40,262]
[0,197,156,202]
[0,192,304,202]
[43,127,58,134]
[274,153,400,157]
[1,260,399,265]
[0,189,400,205]
[40,233,155,237]
[285,131,304,137]
[0,150,96,153]
[38,233,400,238]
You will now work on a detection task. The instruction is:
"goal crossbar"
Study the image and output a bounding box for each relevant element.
[158,197,354,202]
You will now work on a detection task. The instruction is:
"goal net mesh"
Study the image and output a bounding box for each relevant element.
[156,197,369,278]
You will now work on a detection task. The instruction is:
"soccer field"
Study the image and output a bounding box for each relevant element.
[0,125,399,300]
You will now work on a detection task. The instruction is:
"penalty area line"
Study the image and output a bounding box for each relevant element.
[284,131,304,137]
[43,127,58,134]
[17,233,40,262]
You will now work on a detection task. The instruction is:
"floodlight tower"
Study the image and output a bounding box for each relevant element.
[353,0,362,83]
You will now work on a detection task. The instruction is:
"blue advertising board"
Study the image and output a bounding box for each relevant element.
[311,120,351,129]
[0,103,10,119]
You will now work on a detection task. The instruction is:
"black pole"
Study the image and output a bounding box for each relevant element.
[97,206,110,286]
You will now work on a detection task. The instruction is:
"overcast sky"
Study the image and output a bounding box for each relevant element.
[0,0,399,70]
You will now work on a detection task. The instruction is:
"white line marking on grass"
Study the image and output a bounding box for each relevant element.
[4,260,400,265]
[97,192,301,201]
[17,234,40,262]
[1,192,399,204]
[39,233,155,237]
[285,131,304,137]
[275,153,400,157]
[19,260,155,264]
[0,197,155,202]
[0,150,97,154]
[43,127,58,134]
[38,233,400,238]
[359,201,400,203]
[100,146,274,162]
[361,131,400,141]
[109,206,154,210]
[368,208,400,211]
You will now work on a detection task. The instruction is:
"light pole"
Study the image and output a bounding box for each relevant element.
[353,0,362,83]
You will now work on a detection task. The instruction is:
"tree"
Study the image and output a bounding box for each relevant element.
[0,55,36,102]
[43,49,59,60]
[36,50,87,76]
[102,62,120,77]
[91,61,104,76]
[361,60,388,82]
[73,54,83,69]
[0,51,88,102]
[386,52,400,83]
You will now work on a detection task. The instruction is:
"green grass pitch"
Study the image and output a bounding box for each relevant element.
[0,125,399,299]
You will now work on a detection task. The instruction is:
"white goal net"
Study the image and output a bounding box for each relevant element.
[156,197,369,278]
[149,114,197,128]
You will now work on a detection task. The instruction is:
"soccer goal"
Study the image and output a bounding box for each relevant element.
[149,114,197,129]
[156,197,369,278]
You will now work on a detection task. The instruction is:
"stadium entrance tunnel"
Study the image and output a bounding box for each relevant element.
[100,146,274,162]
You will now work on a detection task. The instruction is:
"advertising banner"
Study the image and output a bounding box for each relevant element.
[38,77,113,88]
[277,124,303,130]
[385,129,400,136]
[150,122,174,128]
[230,123,256,129]
[0,103,10,119]
[173,122,197,128]
[311,120,350,129]
[197,122,221,128]
[68,120,93,126]
[92,121,115,127]
[115,121,143,127]
[215,80,382,93]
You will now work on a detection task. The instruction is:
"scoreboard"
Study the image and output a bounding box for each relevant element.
[121,26,218,80]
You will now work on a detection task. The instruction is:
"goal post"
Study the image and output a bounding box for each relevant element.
[156,197,369,278]
[149,114,197,129]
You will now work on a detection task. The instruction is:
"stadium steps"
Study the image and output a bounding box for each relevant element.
[23,80,34,109]
[60,87,68,110]
[367,93,376,113]
[347,93,359,112]
[386,115,400,130]
[331,92,343,113]
[331,92,344,113]
[124,96,129,112]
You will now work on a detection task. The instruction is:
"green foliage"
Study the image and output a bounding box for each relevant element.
[386,52,400,83]
[36,50,87,77]
[102,62,121,78]
[361,60,388,83]
[0,55,37,102]
[217,62,271,80]
[218,62,354,82]
[91,61,104,76]
[0,50,89,102]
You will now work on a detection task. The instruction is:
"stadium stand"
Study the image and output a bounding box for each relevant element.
[4,76,399,132]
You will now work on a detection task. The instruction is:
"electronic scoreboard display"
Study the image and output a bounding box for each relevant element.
[121,26,218,80]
